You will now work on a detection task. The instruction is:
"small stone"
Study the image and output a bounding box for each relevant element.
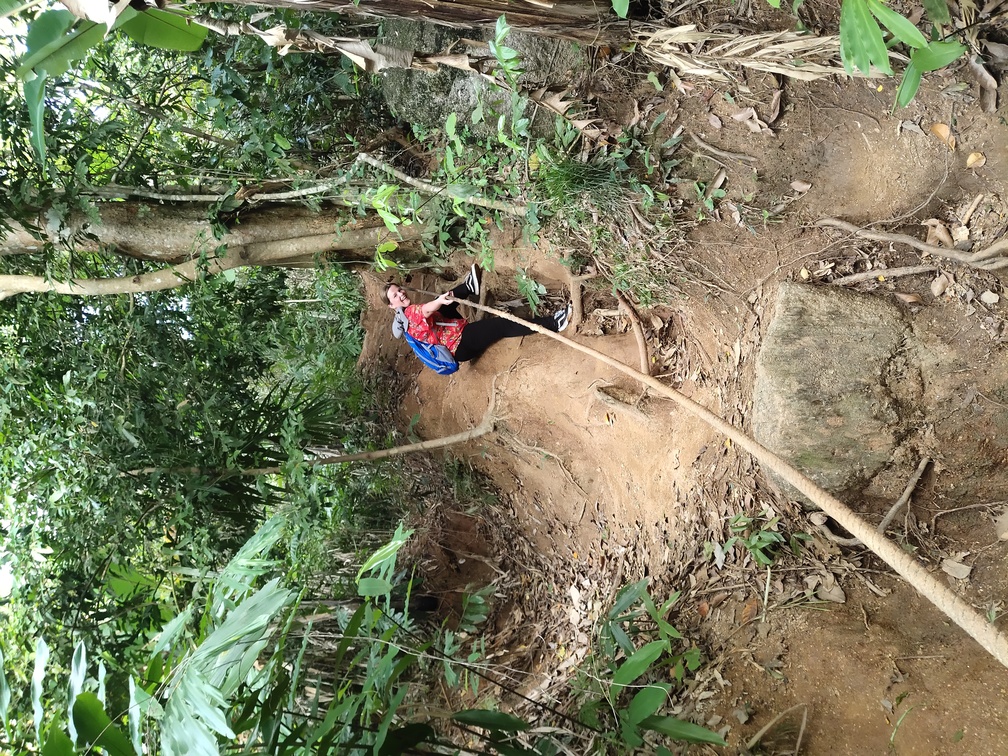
[979,290,1000,306]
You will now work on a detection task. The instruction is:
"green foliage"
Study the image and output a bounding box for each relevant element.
[516,267,547,314]
[611,0,630,18]
[838,0,966,107]
[707,510,788,567]
[577,580,726,750]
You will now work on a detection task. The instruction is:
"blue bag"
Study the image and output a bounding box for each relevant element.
[403,330,459,375]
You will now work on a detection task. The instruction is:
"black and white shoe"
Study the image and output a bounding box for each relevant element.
[554,303,573,333]
[463,264,481,297]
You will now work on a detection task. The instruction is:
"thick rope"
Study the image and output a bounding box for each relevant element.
[441,296,1008,669]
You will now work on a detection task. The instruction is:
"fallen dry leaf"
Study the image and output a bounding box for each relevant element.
[982,38,1008,62]
[790,179,812,193]
[815,582,846,603]
[940,557,972,580]
[698,601,710,618]
[929,122,955,151]
[952,225,969,242]
[967,152,987,169]
[923,218,954,248]
[931,273,950,297]
[895,292,925,305]
[767,89,782,124]
[708,113,722,129]
[900,120,926,136]
[740,597,760,624]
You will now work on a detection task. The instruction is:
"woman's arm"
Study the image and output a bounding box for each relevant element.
[420,292,453,319]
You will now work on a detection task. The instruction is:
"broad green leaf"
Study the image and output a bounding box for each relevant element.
[23,72,47,165]
[895,61,922,108]
[839,0,892,75]
[922,0,950,24]
[639,715,728,745]
[357,576,392,596]
[452,709,531,732]
[866,0,927,48]
[445,111,457,138]
[73,692,134,756]
[911,40,966,71]
[627,684,670,724]
[273,132,291,150]
[612,0,629,18]
[447,184,479,199]
[42,728,74,756]
[24,9,74,57]
[0,647,9,734]
[119,8,208,51]
[68,640,86,745]
[18,17,106,79]
[32,637,50,743]
[612,639,668,690]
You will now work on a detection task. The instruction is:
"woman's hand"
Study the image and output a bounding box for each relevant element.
[420,292,454,318]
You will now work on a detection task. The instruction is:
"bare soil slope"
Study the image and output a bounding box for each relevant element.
[359,71,1008,753]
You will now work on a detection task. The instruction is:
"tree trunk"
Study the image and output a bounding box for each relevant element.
[0,202,429,298]
[226,0,626,44]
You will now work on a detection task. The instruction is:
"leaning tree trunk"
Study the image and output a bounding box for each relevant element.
[0,201,428,298]
[227,0,626,44]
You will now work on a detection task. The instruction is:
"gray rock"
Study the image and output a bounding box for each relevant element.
[752,283,917,495]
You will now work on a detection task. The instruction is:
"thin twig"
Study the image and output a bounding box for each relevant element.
[878,458,930,534]
[745,703,809,751]
[930,501,1004,532]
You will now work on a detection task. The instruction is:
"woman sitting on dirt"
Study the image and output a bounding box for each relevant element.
[385,265,572,365]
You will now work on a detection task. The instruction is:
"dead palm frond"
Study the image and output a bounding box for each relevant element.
[636,24,889,82]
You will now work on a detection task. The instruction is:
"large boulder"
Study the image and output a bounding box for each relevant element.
[752,283,920,495]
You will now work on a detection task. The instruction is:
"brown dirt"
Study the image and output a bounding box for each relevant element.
[359,62,1008,753]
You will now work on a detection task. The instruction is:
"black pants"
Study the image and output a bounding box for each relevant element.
[445,283,558,363]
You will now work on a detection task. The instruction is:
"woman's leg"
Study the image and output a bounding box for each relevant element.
[454,314,558,362]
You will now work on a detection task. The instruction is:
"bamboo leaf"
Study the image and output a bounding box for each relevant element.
[612,0,629,18]
[627,684,670,724]
[865,0,927,49]
[356,522,413,580]
[612,639,668,690]
[639,715,728,745]
[911,40,966,71]
[0,647,10,734]
[895,60,922,107]
[73,692,135,756]
[68,640,86,745]
[119,9,208,51]
[839,0,892,75]
[32,637,49,743]
[452,709,531,732]
[23,72,47,165]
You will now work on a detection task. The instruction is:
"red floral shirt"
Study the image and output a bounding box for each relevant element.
[403,304,467,354]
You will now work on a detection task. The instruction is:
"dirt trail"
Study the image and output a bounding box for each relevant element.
[360,73,1008,752]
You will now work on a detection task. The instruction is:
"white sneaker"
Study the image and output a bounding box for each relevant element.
[554,303,573,333]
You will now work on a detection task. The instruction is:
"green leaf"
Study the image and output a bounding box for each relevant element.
[612,0,629,18]
[445,111,457,139]
[32,637,49,743]
[119,8,208,51]
[612,639,668,690]
[0,647,10,734]
[626,684,670,724]
[273,132,291,150]
[24,9,75,58]
[357,577,392,597]
[866,0,928,48]
[73,692,135,756]
[68,640,86,744]
[610,579,648,618]
[639,715,728,745]
[452,709,531,732]
[356,523,413,580]
[922,0,950,24]
[911,40,966,71]
[839,0,892,75]
[894,61,923,107]
[23,73,48,165]
[42,728,74,756]
[18,16,106,79]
